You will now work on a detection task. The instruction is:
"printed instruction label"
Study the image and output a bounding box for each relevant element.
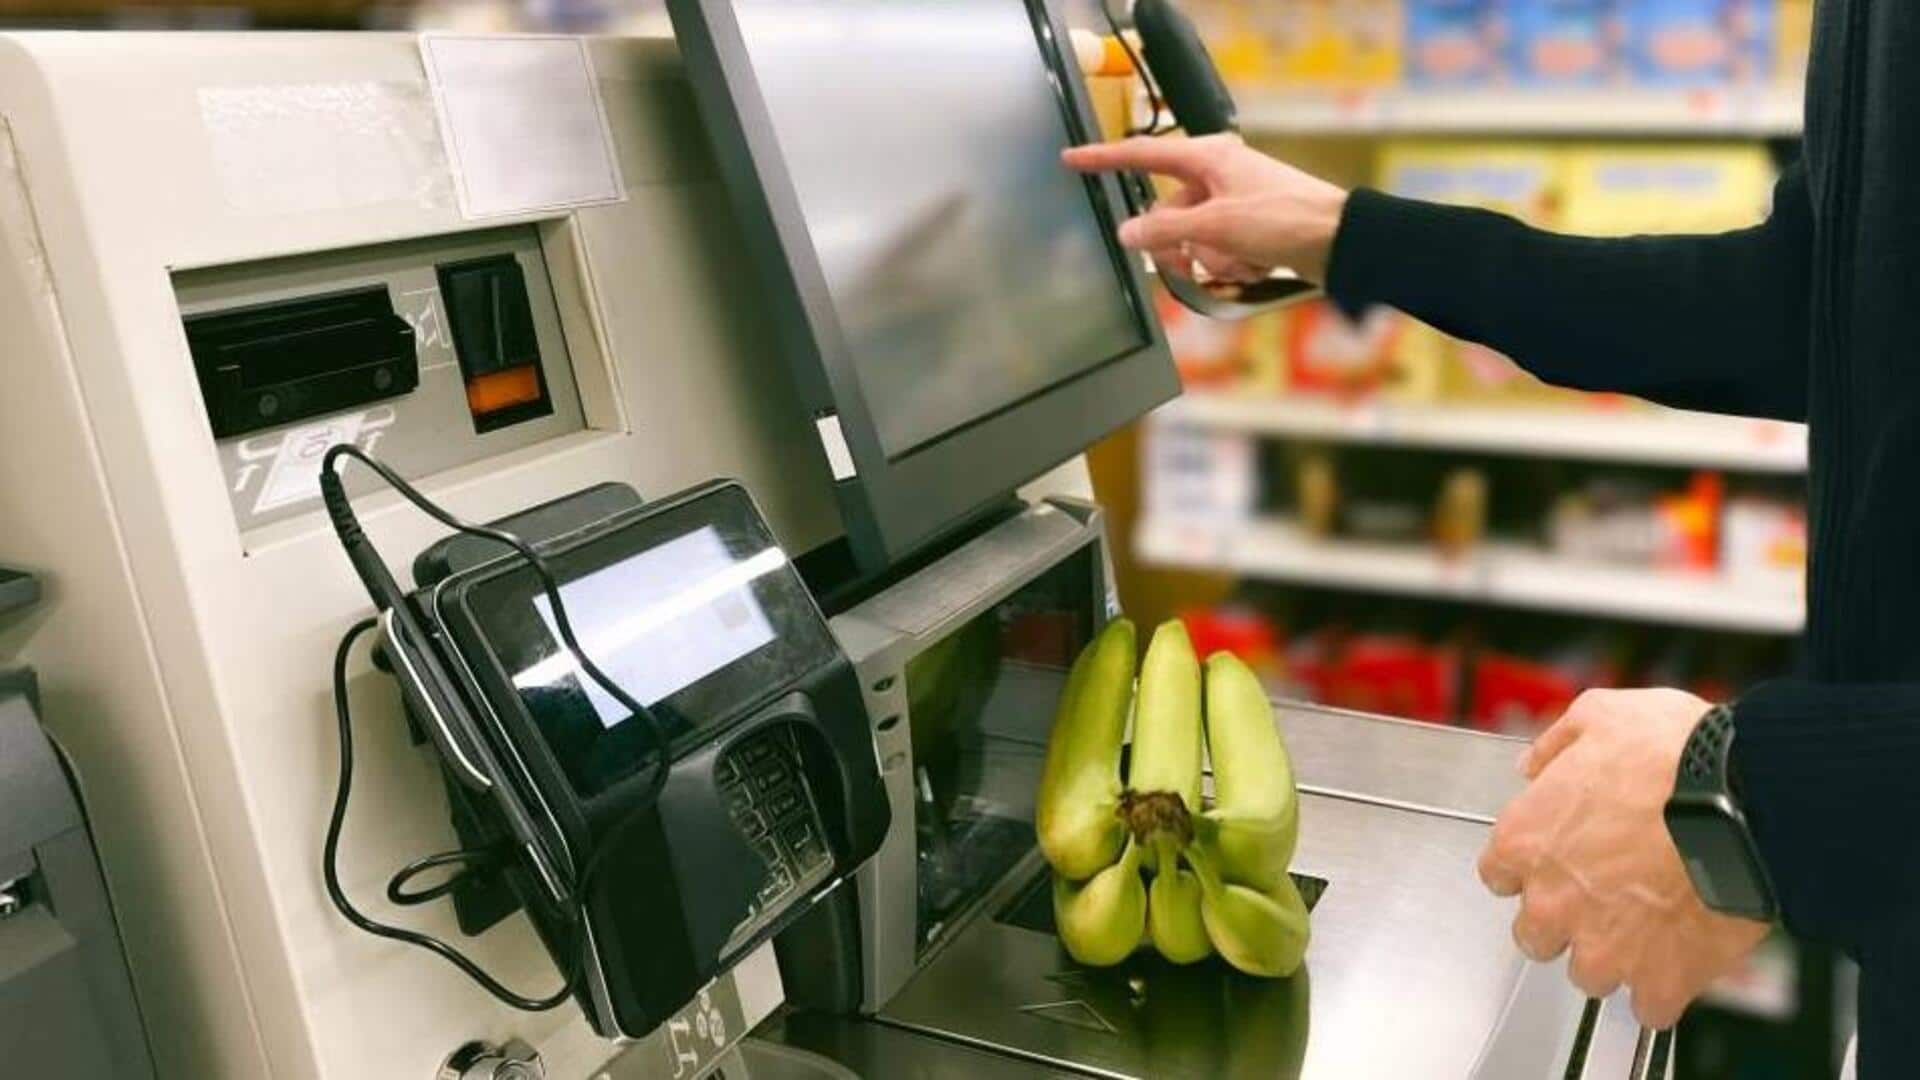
[241,407,397,513]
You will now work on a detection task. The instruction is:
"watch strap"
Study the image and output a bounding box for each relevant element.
[1677,702,1738,800]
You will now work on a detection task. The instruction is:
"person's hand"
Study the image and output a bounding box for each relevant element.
[1061,134,1348,284]
[1478,688,1771,1029]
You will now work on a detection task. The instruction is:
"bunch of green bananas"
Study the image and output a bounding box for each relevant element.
[1036,618,1310,977]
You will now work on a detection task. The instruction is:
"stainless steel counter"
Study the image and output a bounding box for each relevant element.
[752,701,1663,1080]
[1280,701,1526,822]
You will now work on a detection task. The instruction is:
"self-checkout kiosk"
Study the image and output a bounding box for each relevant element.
[0,13,1663,1080]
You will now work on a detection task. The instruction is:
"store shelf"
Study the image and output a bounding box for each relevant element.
[1153,394,1808,473]
[1136,516,1804,633]
[1236,86,1803,137]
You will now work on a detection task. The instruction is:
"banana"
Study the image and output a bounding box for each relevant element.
[1186,840,1311,978]
[1036,618,1136,880]
[1199,651,1300,891]
[1053,836,1148,967]
[1146,835,1212,964]
[1123,620,1204,843]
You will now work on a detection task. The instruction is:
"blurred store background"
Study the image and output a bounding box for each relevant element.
[1089,0,1813,744]
[1,0,1813,741]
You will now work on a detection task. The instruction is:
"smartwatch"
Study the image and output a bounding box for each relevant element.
[1664,703,1778,922]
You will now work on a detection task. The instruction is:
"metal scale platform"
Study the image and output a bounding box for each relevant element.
[762,706,1662,1079]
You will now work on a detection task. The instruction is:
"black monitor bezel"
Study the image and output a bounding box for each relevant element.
[670,0,1180,570]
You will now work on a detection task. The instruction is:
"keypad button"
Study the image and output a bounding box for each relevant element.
[781,820,816,850]
[714,756,740,784]
[723,784,753,816]
[767,787,804,821]
[752,767,788,793]
[738,811,768,840]
[752,838,781,868]
[758,870,793,905]
[740,739,777,766]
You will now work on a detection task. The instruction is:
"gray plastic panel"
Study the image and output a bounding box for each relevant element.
[0,691,78,860]
[0,688,155,1077]
[0,568,37,618]
[173,225,587,535]
[0,908,120,1078]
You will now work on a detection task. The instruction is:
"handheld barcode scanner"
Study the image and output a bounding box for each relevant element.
[1120,0,1320,319]
[321,454,888,1039]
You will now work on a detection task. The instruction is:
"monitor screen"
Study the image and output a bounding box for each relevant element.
[673,0,1178,568]
[730,0,1150,459]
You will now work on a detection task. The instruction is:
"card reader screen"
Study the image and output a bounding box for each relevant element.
[527,526,778,727]
[444,485,841,802]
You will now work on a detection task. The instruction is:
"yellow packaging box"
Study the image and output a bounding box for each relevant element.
[1185,0,1272,87]
[1558,144,1777,237]
[1376,141,1564,224]
[1338,0,1404,87]
[1253,0,1402,89]
[1777,0,1814,87]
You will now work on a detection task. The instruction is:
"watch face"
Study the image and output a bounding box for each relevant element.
[1667,805,1775,919]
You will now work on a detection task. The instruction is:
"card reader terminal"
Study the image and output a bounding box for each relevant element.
[371,479,889,1038]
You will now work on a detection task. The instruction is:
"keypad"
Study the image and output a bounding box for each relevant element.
[716,727,836,953]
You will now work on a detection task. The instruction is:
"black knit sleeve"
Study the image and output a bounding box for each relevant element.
[1730,679,1920,953]
[1324,163,1813,422]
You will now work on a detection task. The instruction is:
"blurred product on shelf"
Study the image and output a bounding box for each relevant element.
[1466,639,1619,734]
[1190,0,1807,92]
[1376,141,1560,223]
[1179,605,1290,687]
[1721,495,1806,588]
[1506,0,1618,88]
[1558,142,1776,234]
[1156,291,1278,388]
[1294,450,1339,537]
[1257,0,1403,89]
[1284,301,1406,396]
[1173,593,1793,730]
[1295,628,1461,723]
[1286,447,1486,553]
[1405,0,1502,87]
[1548,470,1725,571]
[1432,467,1489,555]
[1142,425,1259,526]
[1775,0,1812,84]
[1621,0,1774,87]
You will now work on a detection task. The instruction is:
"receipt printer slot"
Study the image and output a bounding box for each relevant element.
[185,285,417,438]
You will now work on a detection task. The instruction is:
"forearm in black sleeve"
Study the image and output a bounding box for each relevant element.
[1731,679,1920,953]
[1324,164,1812,422]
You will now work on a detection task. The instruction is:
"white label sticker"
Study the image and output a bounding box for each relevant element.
[421,35,626,220]
[199,82,452,216]
[815,415,857,481]
[249,407,398,513]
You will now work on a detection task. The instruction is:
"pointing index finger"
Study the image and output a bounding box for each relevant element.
[1062,137,1213,185]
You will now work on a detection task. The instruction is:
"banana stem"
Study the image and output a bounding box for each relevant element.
[1184,838,1226,899]
[1120,789,1194,846]
[1150,833,1183,877]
